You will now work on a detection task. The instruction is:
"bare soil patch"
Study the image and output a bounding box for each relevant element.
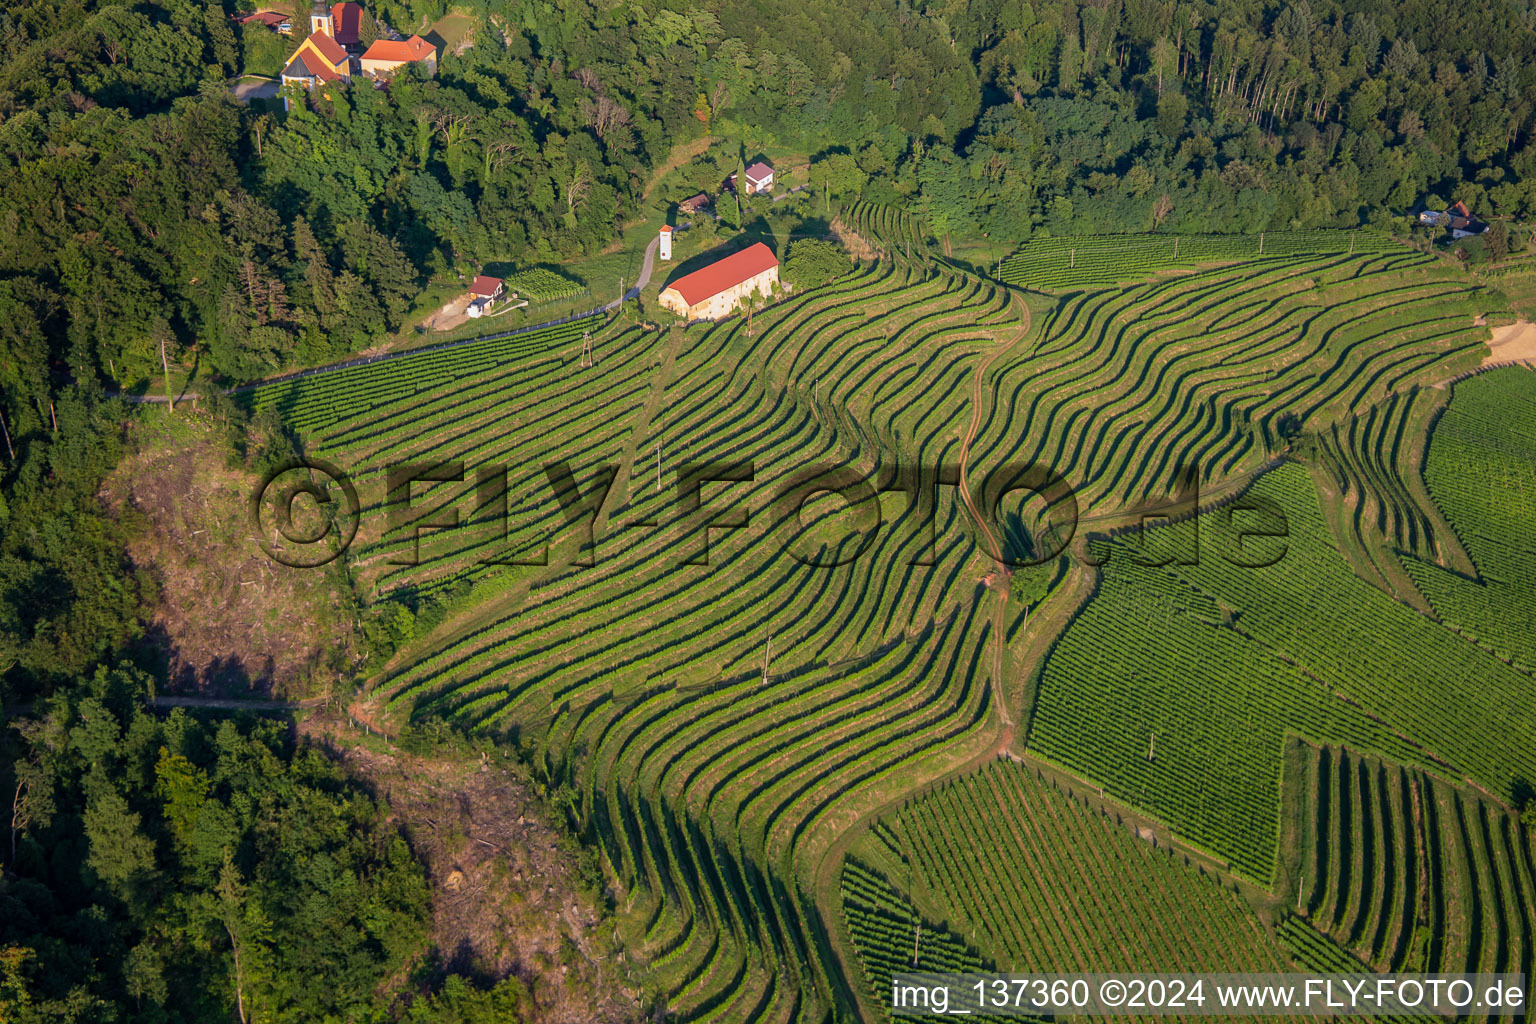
[1484,318,1536,366]
[420,292,473,333]
[302,718,642,1024]
[830,215,882,261]
[101,414,359,696]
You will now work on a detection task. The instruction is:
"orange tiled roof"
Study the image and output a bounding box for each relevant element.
[283,51,342,82]
[362,35,435,63]
[303,30,348,65]
[235,10,287,26]
[663,243,778,307]
[330,2,363,45]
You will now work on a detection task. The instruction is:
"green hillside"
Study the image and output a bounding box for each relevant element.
[242,229,1536,1022]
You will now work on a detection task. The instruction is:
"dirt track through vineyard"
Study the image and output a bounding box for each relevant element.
[812,286,1034,1024]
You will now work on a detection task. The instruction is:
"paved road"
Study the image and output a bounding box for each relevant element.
[607,186,807,310]
[113,189,812,402]
[606,232,660,311]
[111,303,616,403]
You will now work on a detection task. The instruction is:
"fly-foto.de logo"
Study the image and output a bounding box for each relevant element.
[252,457,1290,570]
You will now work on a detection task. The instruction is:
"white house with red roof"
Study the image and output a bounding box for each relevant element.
[305,2,364,45]
[728,162,775,195]
[329,2,365,46]
[466,275,505,317]
[659,244,778,320]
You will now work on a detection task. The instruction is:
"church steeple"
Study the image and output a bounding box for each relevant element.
[309,2,334,37]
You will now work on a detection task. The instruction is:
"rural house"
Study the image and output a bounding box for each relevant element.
[361,35,438,77]
[466,275,505,317]
[232,10,291,33]
[679,193,711,215]
[728,162,774,195]
[1418,200,1489,239]
[1446,199,1489,239]
[658,244,778,320]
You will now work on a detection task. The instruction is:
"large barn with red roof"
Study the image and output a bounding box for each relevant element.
[658,243,779,321]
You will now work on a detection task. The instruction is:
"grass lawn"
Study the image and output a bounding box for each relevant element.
[947,232,1023,278]
[425,12,473,54]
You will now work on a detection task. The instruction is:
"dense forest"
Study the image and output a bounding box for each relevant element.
[0,668,538,1022]
[2,0,1535,1016]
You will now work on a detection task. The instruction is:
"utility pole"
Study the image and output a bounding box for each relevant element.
[160,336,174,412]
[0,409,12,461]
[582,330,592,368]
[655,444,661,491]
[763,637,772,682]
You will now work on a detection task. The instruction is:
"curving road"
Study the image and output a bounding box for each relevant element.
[606,232,660,311]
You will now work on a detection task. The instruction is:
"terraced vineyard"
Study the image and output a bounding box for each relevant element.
[850,760,1289,979]
[503,266,587,304]
[1306,384,1473,607]
[246,233,1535,1023]
[997,230,1401,291]
[252,258,1026,1021]
[842,201,932,268]
[1285,740,1536,980]
[1402,368,1536,673]
[969,249,1489,517]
